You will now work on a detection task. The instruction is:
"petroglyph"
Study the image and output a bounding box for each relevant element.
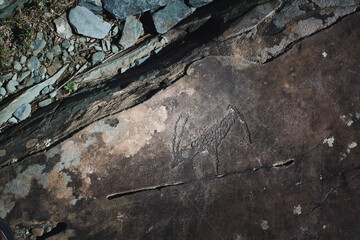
[172,106,252,174]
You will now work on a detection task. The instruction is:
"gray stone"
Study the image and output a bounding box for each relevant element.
[0,87,6,96]
[68,45,75,52]
[24,78,35,87]
[119,15,144,50]
[54,14,73,39]
[94,45,103,51]
[101,39,109,51]
[61,40,71,49]
[11,73,17,81]
[8,117,18,124]
[36,32,44,41]
[1,73,13,81]
[79,0,103,14]
[33,76,41,83]
[32,40,47,56]
[13,61,22,71]
[189,0,212,7]
[46,52,54,61]
[152,1,192,34]
[111,45,119,53]
[41,86,54,95]
[112,26,119,36]
[103,0,173,19]
[27,57,41,71]
[13,103,31,121]
[6,80,18,94]
[33,69,40,77]
[38,98,54,107]
[20,55,27,64]
[69,6,111,39]
[51,45,62,56]
[47,65,58,76]
[92,52,106,63]
[18,71,31,82]
[0,0,30,19]
[135,55,150,65]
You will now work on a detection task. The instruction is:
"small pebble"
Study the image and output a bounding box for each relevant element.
[111,45,119,53]
[18,71,31,82]
[46,52,54,61]
[20,55,27,64]
[0,73,13,81]
[38,98,53,107]
[61,40,71,49]
[27,56,41,71]
[68,45,75,52]
[34,76,41,83]
[6,80,19,94]
[0,87,6,96]
[52,45,62,55]
[25,78,35,87]
[92,52,105,63]
[8,117,18,124]
[94,45,102,51]
[13,103,32,121]
[14,61,22,71]
[11,73,17,81]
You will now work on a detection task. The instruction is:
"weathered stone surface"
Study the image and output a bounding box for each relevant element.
[0,11,359,240]
[54,13,73,39]
[103,0,173,19]
[189,0,212,7]
[119,15,144,50]
[0,87,6,96]
[152,1,192,34]
[79,0,103,14]
[26,56,40,71]
[32,40,46,56]
[69,6,111,39]
[13,61,22,71]
[5,80,18,94]
[0,0,30,19]
[92,52,105,63]
[13,103,31,121]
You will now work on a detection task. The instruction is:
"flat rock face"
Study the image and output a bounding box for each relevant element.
[189,0,213,7]
[152,1,192,34]
[68,6,111,39]
[0,12,359,239]
[103,0,174,19]
[118,15,144,50]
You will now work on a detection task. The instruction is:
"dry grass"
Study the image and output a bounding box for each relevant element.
[0,0,77,67]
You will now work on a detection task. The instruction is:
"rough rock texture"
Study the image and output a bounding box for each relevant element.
[0,0,30,19]
[68,6,111,39]
[118,15,144,50]
[103,0,174,19]
[189,0,213,7]
[79,0,102,14]
[0,7,359,239]
[152,1,192,34]
[13,103,31,121]
[54,14,73,39]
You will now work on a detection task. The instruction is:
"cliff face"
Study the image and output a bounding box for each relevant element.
[0,1,359,239]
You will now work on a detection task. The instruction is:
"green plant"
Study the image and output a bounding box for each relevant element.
[0,45,11,65]
[64,81,78,93]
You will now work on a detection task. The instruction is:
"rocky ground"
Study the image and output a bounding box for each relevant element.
[0,0,360,239]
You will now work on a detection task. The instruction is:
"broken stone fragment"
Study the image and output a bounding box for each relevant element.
[103,0,173,19]
[189,0,212,7]
[152,1,192,34]
[6,80,18,94]
[118,15,144,50]
[69,6,111,39]
[92,52,105,63]
[79,0,103,14]
[32,40,47,56]
[54,13,73,39]
[27,56,41,71]
[13,103,31,121]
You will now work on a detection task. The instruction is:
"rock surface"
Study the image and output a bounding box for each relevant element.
[13,103,31,121]
[189,0,213,7]
[0,9,359,240]
[69,6,111,39]
[152,1,192,34]
[79,0,103,14]
[103,0,174,19]
[54,13,73,39]
[119,15,144,50]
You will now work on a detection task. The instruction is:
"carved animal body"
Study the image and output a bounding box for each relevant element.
[172,106,252,174]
